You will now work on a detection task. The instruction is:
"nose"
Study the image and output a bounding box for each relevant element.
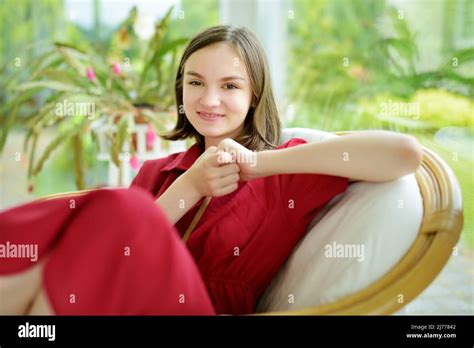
[199,87,221,108]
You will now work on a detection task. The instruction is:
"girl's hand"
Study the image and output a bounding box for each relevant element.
[182,146,241,197]
[217,139,260,181]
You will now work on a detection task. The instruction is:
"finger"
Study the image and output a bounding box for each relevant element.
[217,138,240,152]
[196,146,217,166]
[207,152,235,167]
[203,163,239,182]
[217,173,240,187]
[216,163,240,177]
[213,183,239,197]
[216,150,234,165]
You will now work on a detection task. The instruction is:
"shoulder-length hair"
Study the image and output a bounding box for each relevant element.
[161,25,281,151]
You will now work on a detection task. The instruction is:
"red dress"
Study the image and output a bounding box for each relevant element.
[0,138,348,315]
[130,138,349,314]
[0,188,215,315]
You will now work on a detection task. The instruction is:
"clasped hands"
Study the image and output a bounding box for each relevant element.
[183,138,261,198]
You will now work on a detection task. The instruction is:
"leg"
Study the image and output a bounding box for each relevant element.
[0,188,216,315]
[28,287,53,315]
[0,259,45,314]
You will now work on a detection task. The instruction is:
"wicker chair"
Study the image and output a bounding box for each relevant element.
[40,129,464,315]
[255,128,464,315]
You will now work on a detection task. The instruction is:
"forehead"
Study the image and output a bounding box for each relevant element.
[184,43,248,79]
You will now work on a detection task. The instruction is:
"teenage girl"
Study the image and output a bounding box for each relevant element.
[0,25,423,315]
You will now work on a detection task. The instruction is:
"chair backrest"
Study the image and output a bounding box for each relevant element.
[256,128,423,313]
[281,127,337,144]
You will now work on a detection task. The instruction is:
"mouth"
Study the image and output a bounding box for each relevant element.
[197,111,225,121]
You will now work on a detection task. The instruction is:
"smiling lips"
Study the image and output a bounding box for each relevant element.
[198,111,225,121]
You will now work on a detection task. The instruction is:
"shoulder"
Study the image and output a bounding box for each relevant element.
[129,151,183,189]
[140,152,181,173]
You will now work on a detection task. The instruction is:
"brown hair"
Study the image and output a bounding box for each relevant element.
[161,25,281,151]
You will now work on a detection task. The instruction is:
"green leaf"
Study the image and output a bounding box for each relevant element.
[139,109,170,133]
[71,133,85,190]
[27,49,60,80]
[0,89,34,123]
[157,37,188,57]
[445,47,474,68]
[110,115,129,168]
[32,126,78,177]
[111,77,131,99]
[156,5,175,33]
[14,81,83,93]
[56,46,86,74]
[53,42,88,54]
[39,68,91,90]
[137,6,178,95]
[23,127,34,153]
[27,132,38,180]
[137,37,188,102]
[23,93,67,129]
[0,102,18,153]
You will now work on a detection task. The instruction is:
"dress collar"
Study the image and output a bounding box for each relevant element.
[161,143,203,172]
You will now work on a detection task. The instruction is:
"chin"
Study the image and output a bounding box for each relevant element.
[189,121,225,138]
[197,128,228,138]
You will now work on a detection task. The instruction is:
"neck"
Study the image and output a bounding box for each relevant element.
[204,137,223,150]
[203,125,244,150]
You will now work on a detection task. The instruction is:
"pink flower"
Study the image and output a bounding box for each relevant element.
[112,63,121,76]
[146,124,156,148]
[28,180,34,193]
[86,67,96,81]
[130,155,140,171]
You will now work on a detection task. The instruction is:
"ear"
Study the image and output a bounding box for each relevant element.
[250,95,258,109]
[249,101,257,115]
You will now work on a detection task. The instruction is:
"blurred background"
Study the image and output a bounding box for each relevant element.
[0,0,472,314]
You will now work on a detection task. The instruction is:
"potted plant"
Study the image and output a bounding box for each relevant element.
[0,5,188,190]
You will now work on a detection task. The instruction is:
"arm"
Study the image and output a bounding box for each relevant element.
[156,146,240,225]
[155,174,202,225]
[255,131,423,183]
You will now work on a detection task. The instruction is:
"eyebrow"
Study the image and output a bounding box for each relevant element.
[185,70,246,82]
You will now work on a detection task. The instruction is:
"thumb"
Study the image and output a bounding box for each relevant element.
[194,145,217,166]
[217,138,239,153]
[216,149,234,165]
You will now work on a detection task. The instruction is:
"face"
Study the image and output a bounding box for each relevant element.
[182,43,253,149]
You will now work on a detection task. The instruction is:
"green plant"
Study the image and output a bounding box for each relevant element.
[1,5,189,190]
[287,0,474,131]
[375,7,474,99]
[356,89,474,133]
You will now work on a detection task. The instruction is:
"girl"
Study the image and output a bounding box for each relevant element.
[0,25,423,315]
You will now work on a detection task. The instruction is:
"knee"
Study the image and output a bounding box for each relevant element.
[84,188,174,234]
[87,188,154,214]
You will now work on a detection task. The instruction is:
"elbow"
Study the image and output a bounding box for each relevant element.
[401,136,424,174]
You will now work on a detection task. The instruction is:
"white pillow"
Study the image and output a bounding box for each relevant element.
[255,128,423,312]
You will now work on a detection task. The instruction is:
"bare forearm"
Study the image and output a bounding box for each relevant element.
[256,131,423,182]
[156,174,202,225]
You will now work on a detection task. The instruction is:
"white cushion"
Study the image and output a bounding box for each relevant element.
[255,128,423,312]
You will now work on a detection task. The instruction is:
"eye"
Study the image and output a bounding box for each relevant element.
[188,81,202,86]
[224,83,238,90]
